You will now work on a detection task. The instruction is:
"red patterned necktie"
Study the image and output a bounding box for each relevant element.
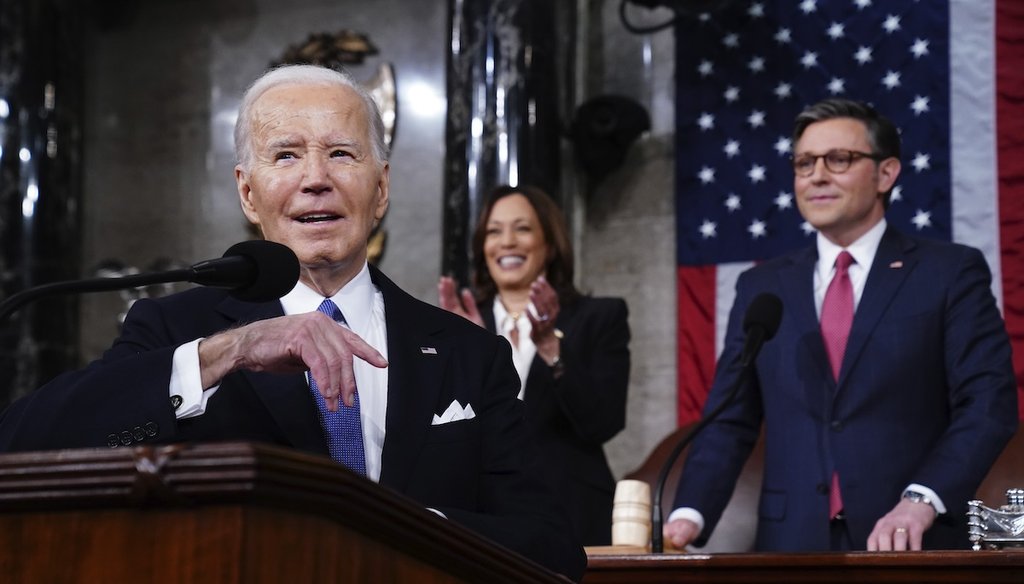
[821,250,854,519]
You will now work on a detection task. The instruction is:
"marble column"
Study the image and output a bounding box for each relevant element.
[442,0,575,283]
[0,0,84,408]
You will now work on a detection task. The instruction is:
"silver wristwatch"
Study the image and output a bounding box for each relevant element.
[902,489,936,512]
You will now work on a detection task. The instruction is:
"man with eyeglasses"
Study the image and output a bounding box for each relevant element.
[664,98,1016,552]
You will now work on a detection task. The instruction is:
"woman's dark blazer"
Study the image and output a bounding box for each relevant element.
[481,295,630,545]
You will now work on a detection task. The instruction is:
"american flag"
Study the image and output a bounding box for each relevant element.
[674,0,1024,423]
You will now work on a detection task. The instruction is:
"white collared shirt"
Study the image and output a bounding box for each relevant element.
[492,300,538,400]
[169,262,389,482]
[813,218,887,317]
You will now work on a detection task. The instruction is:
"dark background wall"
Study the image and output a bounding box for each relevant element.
[0,0,679,480]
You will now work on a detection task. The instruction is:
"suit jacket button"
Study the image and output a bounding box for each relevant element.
[144,422,159,437]
[107,434,120,448]
[119,430,133,446]
[132,426,145,441]
[817,483,829,495]
[830,420,843,431]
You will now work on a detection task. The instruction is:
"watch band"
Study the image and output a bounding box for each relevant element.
[902,489,936,511]
[548,354,565,378]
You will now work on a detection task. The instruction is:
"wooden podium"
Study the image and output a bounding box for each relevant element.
[584,550,1024,582]
[0,442,566,583]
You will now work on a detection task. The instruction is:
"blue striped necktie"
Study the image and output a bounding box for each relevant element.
[309,298,367,476]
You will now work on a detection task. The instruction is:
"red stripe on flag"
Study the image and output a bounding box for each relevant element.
[997,0,1024,418]
[677,266,717,425]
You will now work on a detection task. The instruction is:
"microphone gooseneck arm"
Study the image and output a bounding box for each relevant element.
[0,240,300,322]
[650,292,782,553]
[0,269,193,322]
[650,362,755,554]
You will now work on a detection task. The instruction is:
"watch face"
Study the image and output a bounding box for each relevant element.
[904,491,930,504]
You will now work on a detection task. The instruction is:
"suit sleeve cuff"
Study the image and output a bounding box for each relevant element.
[170,338,220,419]
[667,507,705,534]
[905,483,947,514]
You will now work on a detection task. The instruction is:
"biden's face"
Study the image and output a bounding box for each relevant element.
[235,82,389,285]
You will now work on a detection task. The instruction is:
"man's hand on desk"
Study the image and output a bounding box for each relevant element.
[866,498,937,552]
[663,518,701,550]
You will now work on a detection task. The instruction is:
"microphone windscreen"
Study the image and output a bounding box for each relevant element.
[223,240,300,302]
[742,293,783,341]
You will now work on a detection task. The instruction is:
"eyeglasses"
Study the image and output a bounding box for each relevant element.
[791,149,884,177]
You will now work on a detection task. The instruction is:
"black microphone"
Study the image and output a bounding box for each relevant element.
[650,292,782,553]
[0,240,300,321]
[740,292,784,367]
[190,240,300,302]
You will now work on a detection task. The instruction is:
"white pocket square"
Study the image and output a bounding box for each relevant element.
[431,400,476,425]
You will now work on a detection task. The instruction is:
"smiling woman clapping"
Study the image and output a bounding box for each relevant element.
[438,184,631,546]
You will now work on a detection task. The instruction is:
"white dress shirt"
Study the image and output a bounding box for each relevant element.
[168,262,389,483]
[492,300,539,400]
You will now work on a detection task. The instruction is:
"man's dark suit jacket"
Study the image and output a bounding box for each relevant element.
[480,296,630,545]
[0,266,586,580]
[672,226,1018,551]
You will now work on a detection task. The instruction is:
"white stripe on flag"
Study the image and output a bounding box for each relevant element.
[715,262,753,361]
[950,0,1003,309]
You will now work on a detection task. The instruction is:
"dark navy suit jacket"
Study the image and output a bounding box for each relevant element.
[0,266,586,580]
[672,226,1018,550]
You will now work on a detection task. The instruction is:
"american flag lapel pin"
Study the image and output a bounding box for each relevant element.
[420,347,438,355]
[889,260,904,269]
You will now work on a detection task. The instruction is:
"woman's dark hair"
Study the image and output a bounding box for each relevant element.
[471,185,581,305]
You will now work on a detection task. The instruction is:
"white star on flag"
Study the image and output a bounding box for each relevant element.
[911,38,930,58]
[748,164,767,183]
[774,192,794,209]
[884,15,902,33]
[699,166,716,183]
[882,70,901,89]
[698,112,715,130]
[911,209,932,230]
[748,219,768,238]
[911,95,930,115]
[911,152,931,172]
[699,220,718,239]
[773,136,792,155]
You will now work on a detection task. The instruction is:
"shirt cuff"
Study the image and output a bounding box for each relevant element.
[667,507,705,534]
[170,338,220,420]
[905,483,947,514]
